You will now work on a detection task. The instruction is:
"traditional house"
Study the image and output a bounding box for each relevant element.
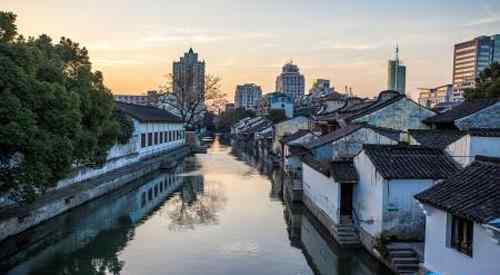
[303,123,401,161]
[280,130,317,174]
[313,90,435,133]
[353,145,459,245]
[302,156,360,246]
[415,156,500,275]
[424,98,500,130]
[445,128,500,167]
[272,116,310,156]
[57,102,186,189]
[257,92,294,118]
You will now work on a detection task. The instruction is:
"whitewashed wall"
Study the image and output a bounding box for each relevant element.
[353,98,434,130]
[353,151,384,236]
[303,162,341,225]
[447,135,500,167]
[330,128,398,160]
[137,121,185,157]
[382,179,433,239]
[423,206,500,275]
[272,116,309,154]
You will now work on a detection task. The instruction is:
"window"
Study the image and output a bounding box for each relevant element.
[141,134,146,148]
[449,214,473,256]
[148,133,153,146]
[160,132,164,143]
[141,192,146,207]
[148,188,153,201]
[154,185,158,197]
[154,132,158,145]
[169,131,172,141]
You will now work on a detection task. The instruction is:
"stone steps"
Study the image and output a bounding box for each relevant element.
[388,247,419,275]
[332,219,361,247]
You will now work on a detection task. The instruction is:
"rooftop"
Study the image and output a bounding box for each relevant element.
[424,99,499,124]
[362,144,459,180]
[408,129,465,149]
[116,102,183,123]
[415,156,500,224]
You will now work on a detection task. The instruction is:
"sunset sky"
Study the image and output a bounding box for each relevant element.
[4,0,500,100]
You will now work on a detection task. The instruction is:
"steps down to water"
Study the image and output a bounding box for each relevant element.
[332,216,361,247]
[387,246,420,275]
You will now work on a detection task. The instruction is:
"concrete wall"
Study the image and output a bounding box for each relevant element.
[446,135,500,167]
[382,179,433,240]
[353,98,434,131]
[330,128,398,160]
[353,151,384,237]
[272,116,309,154]
[456,102,500,130]
[302,162,340,224]
[422,206,500,275]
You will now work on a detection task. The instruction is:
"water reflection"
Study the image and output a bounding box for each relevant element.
[1,139,391,275]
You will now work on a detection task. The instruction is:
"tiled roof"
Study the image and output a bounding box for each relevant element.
[288,145,309,156]
[330,160,358,183]
[116,102,183,123]
[281,129,311,144]
[303,123,400,150]
[316,90,405,122]
[304,124,364,149]
[424,99,499,124]
[408,129,465,149]
[362,144,459,180]
[415,156,500,224]
[301,157,358,183]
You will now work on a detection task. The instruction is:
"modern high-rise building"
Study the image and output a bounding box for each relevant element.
[276,62,305,101]
[173,48,205,98]
[387,46,406,95]
[452,35,500,98]
[417,84,454,108]
[234,83,262,111]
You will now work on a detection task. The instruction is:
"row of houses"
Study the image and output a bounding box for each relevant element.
[231,90,500,275]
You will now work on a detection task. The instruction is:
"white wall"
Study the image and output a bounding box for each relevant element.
[272,116,309,154]
[330,128,398,160]
[353,151,384,236]
[137,121,185,157]
[423,206,500,275]
[382,179,433,239]
[302,162,340,224]
[447,135,500,167]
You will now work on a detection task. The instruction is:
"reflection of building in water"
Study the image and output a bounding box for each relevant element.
[283,195,304,248]
[299,210,391,275]
[269,169,283,200]
[180,175,204,205]
[1,168,185,275]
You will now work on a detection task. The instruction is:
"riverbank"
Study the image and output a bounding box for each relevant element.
[0,145,191,242]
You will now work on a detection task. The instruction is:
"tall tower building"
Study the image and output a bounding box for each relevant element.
[173,48,205,98]
[276,62,305,101]
[452,35,500,99]
[387,46,406,95]
[234,83,262,111]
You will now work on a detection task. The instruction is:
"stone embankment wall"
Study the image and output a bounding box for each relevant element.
[0,145,190,242]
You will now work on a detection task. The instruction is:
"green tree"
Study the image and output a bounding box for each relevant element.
[216,108,255,132]
[266,109,288,124]
[464,62,500,100]
[0,12,133,203]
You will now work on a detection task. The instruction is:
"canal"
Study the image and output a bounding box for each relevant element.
[0,139,392,275]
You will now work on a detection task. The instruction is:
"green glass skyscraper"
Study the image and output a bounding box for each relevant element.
[387,46,406,95]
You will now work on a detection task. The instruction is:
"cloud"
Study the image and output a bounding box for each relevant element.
[463,16,500,27]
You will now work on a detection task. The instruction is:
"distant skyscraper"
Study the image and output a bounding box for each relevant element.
[387,46,406,95]
[173,48,205,98]
[234,83,262,111]
[276,62,305,101]
[452,35,500,99]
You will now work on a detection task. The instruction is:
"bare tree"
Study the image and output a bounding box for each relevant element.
[159,72,226,128]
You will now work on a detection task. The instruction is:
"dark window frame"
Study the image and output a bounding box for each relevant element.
[450,215,474,257]
[147,133,153,146]
[141,133,146,148]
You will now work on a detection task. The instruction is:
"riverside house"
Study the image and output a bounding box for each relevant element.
[352,145,459,244]
[415,156,500,275]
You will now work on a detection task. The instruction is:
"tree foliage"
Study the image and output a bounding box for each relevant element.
[216,108,256,132]
[266,109,288,124]
[0,12,133,203]
[159,73,225,128]
[464,62,500,100]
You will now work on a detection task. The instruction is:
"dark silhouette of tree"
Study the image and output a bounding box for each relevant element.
[266,109,288,123]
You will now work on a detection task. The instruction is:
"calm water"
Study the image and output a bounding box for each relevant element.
[0,139,392,275]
